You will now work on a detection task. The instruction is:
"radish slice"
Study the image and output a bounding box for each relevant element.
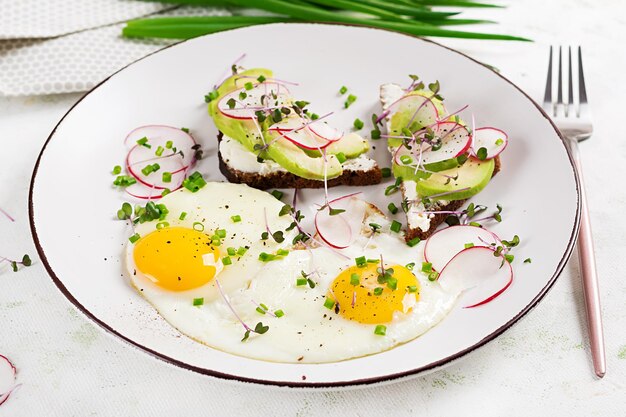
[425,122,472,161]
[217,82,291,119]
[437,246,513,308]
[308,122,343,142]
[0,355,16,407]
[124,125,196,149]
[126,145,188,189]
[269,118,331,150]
[315,193,365,249]
[471,127,508,159]
[424,225,502,272]
[124,182,181,200]
[388,94,439,129]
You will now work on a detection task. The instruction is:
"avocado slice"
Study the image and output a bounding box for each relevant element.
[306,133,369,159]
[392,155,463,181]
[415,158,495,201]
[208,68,343,180]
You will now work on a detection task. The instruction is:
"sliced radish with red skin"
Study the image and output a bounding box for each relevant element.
[124,182,181,200]
[437,246,513,308]
[471,127,508,159]
[269,118,331,150]
[308,122,343,142]
[424,225,502,272]
[217,82,291,119]
[315,193,365,249]
[124,125,196,149]
[0,354,16,406]
[126,145,189,189]
[388,94,439,129]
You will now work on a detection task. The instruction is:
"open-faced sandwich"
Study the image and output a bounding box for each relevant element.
[208,68,382,189]
[378,78,507,242]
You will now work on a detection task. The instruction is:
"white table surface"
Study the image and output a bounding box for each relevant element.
[1,1,625,415]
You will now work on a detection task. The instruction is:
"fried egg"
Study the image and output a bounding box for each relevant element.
[125,184,458,363]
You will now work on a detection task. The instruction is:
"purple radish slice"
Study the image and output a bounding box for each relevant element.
[424,225,502,272]
[387,94,439,132]
[308,122,343,142]
[217,82,291,119]
[269,118,330,150]
[437,246,513,308]
[315,193,365,249]
[124,182,178,200]
[126,145,188,189]
[471,127,508,159]
[0,355,16,407]
[421,121,472,163]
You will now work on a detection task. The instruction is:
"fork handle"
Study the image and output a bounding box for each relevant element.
[568,138,606,378]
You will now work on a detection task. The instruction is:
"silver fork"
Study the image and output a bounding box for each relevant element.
[543,46,605,378]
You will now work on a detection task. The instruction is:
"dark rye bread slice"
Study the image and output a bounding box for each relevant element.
[217,133,382,190]
[403,155,501,242]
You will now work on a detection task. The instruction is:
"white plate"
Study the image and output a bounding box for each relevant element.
[29,23,579,388]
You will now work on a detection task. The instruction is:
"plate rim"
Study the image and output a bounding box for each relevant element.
[28,22,581,389]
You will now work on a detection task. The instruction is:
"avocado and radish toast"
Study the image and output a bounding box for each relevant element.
[207,67,382,189]
[378,77,507,242]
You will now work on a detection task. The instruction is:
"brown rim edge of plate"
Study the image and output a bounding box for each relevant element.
[28,22,581,389]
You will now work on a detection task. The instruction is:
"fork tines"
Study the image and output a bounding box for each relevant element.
[543,46,588,118]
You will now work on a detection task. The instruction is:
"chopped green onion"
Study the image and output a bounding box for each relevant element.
[257,75,266,83]
[336,152,347,163]
[353,118,364,130]
[296,277,308,286]
[371,129,381,140]
[381,167,391,178]
[155,146,164,157]
[136,137,150,147]
[237,246,248,256]
[367,258,380,264]
[310,113,319,120]
[495,138,504,146]
[400,155,412,165]
[339,85,348,94]
[387,203,398,214]
[428,271,439,281]
[161,188,170,197]
[390,220,402,233]
[350,273,360,286]
[231,214,242,223]
[406,262,415,270]
[165,140,173,149]
[179,212,187,220]
[323,297,335,310]
[464,242,475,249]
[274,309,284,318]
[156,221,169,230]
[355,256,367,267]
[226,247,236,257]
[259,252,275,262]
[256,306,266,315]
[182,171,207,193]
[407,285,418,293]
[113,175,137,187]
[215,228,226,238]
[373,287,383,296]
[505,254,514,263]
[112,165,122,175]
[222,256,232,265]
[344,94,357,108]
[476,147,488,160]
[374,325,387,336]
[192,222,204,232]
[129,233,140,243]
[162,172,172,183]
[421,262,433,273]
[193,297,204,306]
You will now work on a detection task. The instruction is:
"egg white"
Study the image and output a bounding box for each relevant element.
[125,185,458,363]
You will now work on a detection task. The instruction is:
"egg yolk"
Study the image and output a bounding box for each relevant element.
[330,263,419,324]
[133,227,220,291]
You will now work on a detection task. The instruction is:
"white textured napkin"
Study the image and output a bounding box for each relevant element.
[0,5,231,96]
[0,0,174,39]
